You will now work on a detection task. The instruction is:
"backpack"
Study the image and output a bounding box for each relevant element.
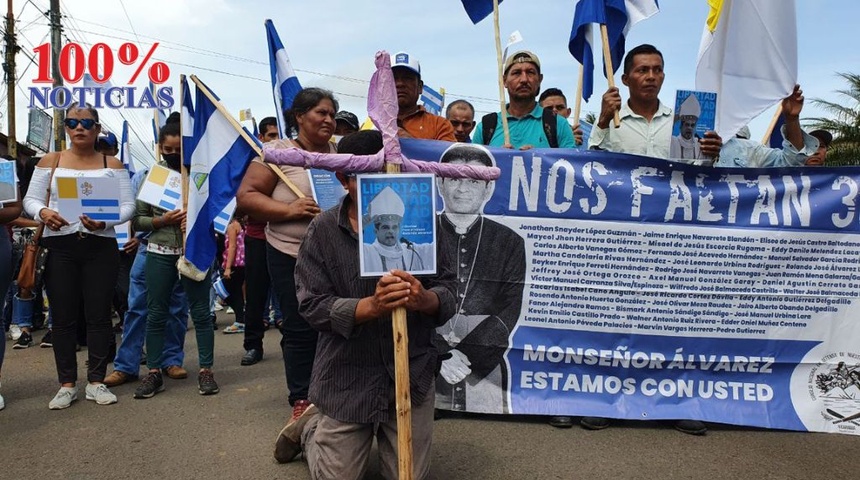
[481,107,558,148]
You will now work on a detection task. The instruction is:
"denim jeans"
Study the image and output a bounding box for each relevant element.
[113,247,187,375]
[145,252,214,369]
[267,243,317,405]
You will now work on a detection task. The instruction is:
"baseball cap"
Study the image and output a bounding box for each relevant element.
[98,132,118,148]
[335,111,360,131]
[809,129,833,148]
[504,50,541,75]
[390,51,421,78]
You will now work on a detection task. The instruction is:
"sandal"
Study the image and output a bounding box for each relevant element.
[222,322,245,334]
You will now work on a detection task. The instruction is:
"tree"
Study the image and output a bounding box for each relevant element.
[806,72,860,166]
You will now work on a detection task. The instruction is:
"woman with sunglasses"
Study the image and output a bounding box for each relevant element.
[23,104,135,410]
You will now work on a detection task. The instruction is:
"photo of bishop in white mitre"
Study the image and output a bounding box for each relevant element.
[670,94,703,160]
[360,185,435,277]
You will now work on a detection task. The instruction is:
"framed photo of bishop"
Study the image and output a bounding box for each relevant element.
[357,173,437,277]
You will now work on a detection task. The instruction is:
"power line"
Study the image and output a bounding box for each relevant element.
[54,15,503,106]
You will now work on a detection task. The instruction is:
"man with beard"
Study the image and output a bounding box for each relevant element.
[473,51,577,149]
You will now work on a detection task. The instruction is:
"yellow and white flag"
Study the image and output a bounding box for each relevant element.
[137,164,183,211]
[695,0,797,139]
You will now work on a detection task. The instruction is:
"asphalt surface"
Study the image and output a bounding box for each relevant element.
[1,314,856,480]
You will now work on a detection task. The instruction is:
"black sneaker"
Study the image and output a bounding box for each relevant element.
[13,331,33,349]
[133,371,165,399]
[198,369,220,395]
[40,330,53,348]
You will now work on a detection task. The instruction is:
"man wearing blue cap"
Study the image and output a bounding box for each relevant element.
[97,132,119,157]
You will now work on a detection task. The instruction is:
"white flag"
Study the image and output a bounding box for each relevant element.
[695,0,797,139]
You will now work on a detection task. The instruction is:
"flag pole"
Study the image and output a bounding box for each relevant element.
[574,63,584,144]
[492,0,511,146]
[761,105,783,145]
[384,161,413,480]
[599,24,621,128]
[179,75,189,252]
[189,75,305,198]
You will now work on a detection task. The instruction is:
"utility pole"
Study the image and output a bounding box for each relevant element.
[4,0,17,159]
[49,0,63,151]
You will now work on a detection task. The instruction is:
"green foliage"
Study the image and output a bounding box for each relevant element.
[806,72,860,166]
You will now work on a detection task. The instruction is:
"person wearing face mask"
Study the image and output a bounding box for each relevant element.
[23,104,135,410]
[132,116,220,399]
[104,116,188,389]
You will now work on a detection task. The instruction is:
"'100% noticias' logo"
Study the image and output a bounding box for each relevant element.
[28,42,174,110]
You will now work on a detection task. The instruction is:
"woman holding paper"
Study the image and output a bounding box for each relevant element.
[23,104,135,410]
[236,87,333,422]
[132,120,221,399]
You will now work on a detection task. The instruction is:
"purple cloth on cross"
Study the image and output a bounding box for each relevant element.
[261,50,500,181]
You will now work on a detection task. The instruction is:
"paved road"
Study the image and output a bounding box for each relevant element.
[1,315,856,479]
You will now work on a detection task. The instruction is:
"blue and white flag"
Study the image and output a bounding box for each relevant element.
[461,0,503,24]
[569,0,660,102]
[183,79,259,275]
[180,75,197,166]
[265,19,303,139]
[420,85,444,116]
[213,197,237,235]
[150,81,168,144]
[119,120,134,176]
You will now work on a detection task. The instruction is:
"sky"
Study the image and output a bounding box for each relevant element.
[4,0,857,169]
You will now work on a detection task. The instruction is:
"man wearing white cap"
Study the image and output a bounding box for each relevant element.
[474,50,577,149]
[670,94,703,160]
[391,52,456,142]
[362,186,434,276]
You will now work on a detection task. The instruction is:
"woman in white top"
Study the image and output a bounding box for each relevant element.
[23,104,135,410]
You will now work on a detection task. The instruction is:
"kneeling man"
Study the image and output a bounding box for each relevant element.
[274,130,455,480]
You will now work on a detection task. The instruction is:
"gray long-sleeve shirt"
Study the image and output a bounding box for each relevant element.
[295,195,457,424]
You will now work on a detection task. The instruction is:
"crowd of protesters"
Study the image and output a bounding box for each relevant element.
[0,46,835,480]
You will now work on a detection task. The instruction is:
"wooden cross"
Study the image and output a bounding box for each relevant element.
[263,51,500,480]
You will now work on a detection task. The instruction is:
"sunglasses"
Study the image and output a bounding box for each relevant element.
[64,118,98,130]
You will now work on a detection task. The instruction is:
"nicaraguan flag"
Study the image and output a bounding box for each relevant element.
[183,80,259,274]
[213,197,237,235]
[180,76,197,166]
[265,19,303,139]
[119,120,134,176]
[696,0,797,139]
[569,0,659,102]
[461,0,503,24]
[420,85,444,116]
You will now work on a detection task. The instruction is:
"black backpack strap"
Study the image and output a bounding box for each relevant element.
[542,107,559,148]
[481,112,499,145]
